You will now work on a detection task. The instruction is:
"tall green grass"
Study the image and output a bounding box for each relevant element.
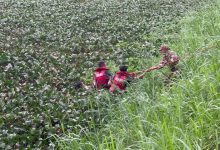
[57,1,220,149]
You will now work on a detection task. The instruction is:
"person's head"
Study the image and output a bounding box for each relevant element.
[160,44,170,54]
[74,81,83,90]
[98,60,106,68]
[119,65,128,72]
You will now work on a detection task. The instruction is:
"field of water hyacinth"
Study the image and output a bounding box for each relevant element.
[0,0,217,149]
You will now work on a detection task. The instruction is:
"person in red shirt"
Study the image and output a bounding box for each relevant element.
[93,60,112,90]
[109,65,146,93]
[74,61,112,91]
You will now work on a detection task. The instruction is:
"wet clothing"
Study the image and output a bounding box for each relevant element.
[94,67,112,89]
[159,50,180,72]
[109,71,134,93]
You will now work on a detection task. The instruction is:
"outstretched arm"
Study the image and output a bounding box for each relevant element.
[135,72,146,79]
[83,83,92,90]
[148,65,162,71]
[133,65,162,79]
[75,81,92,90]
[130,65,162,75]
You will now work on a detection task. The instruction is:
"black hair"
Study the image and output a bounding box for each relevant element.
[98,60,106,67]
[119,65,128,72]
[74,81,83,90]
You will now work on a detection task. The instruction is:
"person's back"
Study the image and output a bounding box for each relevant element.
[109,66,134,93]
[94,61,112,90]
[113,70,129,90]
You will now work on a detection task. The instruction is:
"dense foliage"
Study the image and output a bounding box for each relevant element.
[0,0,216,149]
[1,0,211,75]
[58,1,220,149]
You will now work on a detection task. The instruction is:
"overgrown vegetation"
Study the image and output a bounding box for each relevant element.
[0,0,219,149]
[57,1,220,150]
